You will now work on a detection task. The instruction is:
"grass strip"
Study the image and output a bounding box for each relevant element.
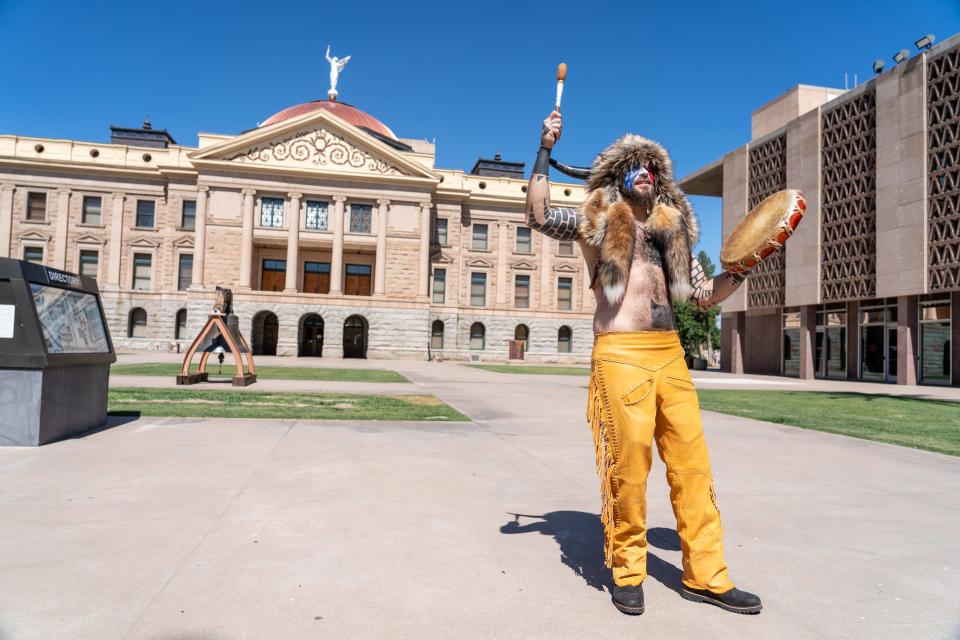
[697,390,960,457]
[108,388,468,421]
[466,364,590,376]
[111,363,407,383]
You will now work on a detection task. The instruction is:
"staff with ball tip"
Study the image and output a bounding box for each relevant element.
[521,62,782,617]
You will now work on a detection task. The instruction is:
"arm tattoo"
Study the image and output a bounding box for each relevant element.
[528,204,581,241]
[689,255,709,302]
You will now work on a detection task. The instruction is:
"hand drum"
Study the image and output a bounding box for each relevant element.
[720,189,806,273]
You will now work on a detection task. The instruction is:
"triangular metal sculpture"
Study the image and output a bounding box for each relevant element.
[177,287,257,387]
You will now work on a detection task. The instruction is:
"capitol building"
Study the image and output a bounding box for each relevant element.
[0,98,591,361]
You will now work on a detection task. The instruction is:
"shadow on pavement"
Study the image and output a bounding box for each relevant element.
[500,511,684,594]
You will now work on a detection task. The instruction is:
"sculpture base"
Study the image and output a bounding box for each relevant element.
[328,89,338,101]
[232,373,257,387]
[177,372,209,385]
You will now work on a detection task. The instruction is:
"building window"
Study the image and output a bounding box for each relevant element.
[433,218,448,245]
[558,326,572,353]
[920,300,951,385]
[782,312,801,377]
[431,320,444,350]
[178,254,193,291]
[516,227,532,253]
[303,261,331,294]
[136,200,155,228]
[470,322,485,350]
[128,307,147,338]
[82,196,102,225]
[175,308,187,339]
[79,250,99,278]
[305,200,329,231]
[345,263,372,296]
[559,240,575,256]
[26,192,47,221]
[470,272,486,306]
[132,253,152,290]
[431,268,446,304]
[472,224,488,250]
[261,259,286,292]
[557,277,573,310]
[514,274,530,309]
[181,200,196,229]
[349,204,372,233]
[260,197,284,228]
[23,246,43,264]
[515,324,529,352]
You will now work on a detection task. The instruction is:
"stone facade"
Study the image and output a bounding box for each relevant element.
[684,34,960,386]
[0,101,592,362]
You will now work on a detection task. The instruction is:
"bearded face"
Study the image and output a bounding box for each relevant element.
[621,163,657,210]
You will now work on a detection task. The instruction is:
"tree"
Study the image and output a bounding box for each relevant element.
[673,250,722,364]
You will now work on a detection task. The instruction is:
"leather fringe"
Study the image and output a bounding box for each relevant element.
[587,362,616,568]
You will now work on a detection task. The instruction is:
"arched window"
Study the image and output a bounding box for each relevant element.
[470,322,485,350]
[175,308,187,339]
[431,320,444,350]
[128,307,147,338]
[514,324,529,352]
[558,326,572,353]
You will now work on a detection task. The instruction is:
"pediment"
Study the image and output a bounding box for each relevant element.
[174,237,195,249]
[466,258,494,269]
[512,260,536,271]
[75,233,105,246]
[20,230,50,242]
[189,109,438,183]
[554,263,579,273]
[432,252,454,264]
[129,236,161,249]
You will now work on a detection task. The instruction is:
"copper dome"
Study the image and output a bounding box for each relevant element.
[260,100,398,140]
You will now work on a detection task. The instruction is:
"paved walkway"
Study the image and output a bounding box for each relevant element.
[1,359,958,639]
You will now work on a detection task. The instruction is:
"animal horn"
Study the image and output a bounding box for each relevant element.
[549,157,591,180]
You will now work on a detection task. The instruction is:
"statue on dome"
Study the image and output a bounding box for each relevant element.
[325,45,351,101]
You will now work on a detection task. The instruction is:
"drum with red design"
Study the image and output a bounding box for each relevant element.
[720,189,806,273]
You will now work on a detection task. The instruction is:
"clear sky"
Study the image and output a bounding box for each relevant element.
[2,0,958,266]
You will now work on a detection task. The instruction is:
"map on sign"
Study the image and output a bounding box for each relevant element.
[30,283,110,353]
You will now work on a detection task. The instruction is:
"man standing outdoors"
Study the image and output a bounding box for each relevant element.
[526,110,762,616]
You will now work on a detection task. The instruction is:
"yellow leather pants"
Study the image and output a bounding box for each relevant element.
[587,330,734,593]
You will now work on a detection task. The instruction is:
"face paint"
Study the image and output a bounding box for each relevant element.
[623,164,655,192]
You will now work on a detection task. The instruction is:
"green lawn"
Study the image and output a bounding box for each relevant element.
[111,363,407,383]
[697,390,960,457]
[108,388,468,421]
[466,364,590,376]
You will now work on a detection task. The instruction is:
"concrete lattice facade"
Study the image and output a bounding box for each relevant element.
[683,34,960,386]
[0,101,593,362]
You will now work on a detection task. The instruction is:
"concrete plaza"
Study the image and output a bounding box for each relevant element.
[1,359,958,639]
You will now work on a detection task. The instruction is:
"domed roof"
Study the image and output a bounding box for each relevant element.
[260,100,397,140]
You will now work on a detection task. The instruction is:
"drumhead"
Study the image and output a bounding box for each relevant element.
[720,190,803,270]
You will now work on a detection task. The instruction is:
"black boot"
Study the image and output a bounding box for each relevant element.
[680,586,762,614]
[611,584,645,615]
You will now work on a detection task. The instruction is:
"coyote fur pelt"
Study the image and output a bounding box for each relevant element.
[577,135,699,305]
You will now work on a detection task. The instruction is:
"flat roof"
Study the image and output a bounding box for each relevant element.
[678,157,723,197]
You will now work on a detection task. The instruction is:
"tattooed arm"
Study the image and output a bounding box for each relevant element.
[689,254,747,310]
[525,110,583,242]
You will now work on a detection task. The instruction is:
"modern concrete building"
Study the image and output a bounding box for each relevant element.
[0,100,592,362]
[682,34,960,386]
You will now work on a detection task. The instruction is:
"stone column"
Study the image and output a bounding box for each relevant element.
[846,301,860,380]
[725,311,745,374]
[539,235,552,309]
[191,186,209,288]
[417,202,432,300]
[284,192,302,292]
[238,189,256,290]
[798,305,817,379]
[0,184,15,258]
[330,196,346,295]
[53,188,71,270]
[107,192,125,287]
[897,295,919,385]
[496,221,508,306]
[374,199,389,297]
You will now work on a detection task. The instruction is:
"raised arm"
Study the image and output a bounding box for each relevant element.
[525,110,582,241]
[689,254,747,310]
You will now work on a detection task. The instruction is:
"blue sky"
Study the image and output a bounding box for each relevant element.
[2,0,958,266]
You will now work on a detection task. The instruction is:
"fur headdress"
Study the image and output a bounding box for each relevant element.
[577,134,699,305]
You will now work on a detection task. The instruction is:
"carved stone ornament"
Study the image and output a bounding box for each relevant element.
[228,127,403,175]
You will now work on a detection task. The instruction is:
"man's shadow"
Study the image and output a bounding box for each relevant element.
[500,511,683,593]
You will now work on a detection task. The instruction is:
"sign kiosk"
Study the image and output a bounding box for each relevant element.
[0,258,116,445]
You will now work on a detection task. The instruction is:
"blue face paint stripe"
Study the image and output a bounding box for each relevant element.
[624,168,641,192]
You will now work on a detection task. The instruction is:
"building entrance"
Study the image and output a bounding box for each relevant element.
[860,304,897,382]
[814,309,847,378]
[343,315,368,359]
[300,314,324,357]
